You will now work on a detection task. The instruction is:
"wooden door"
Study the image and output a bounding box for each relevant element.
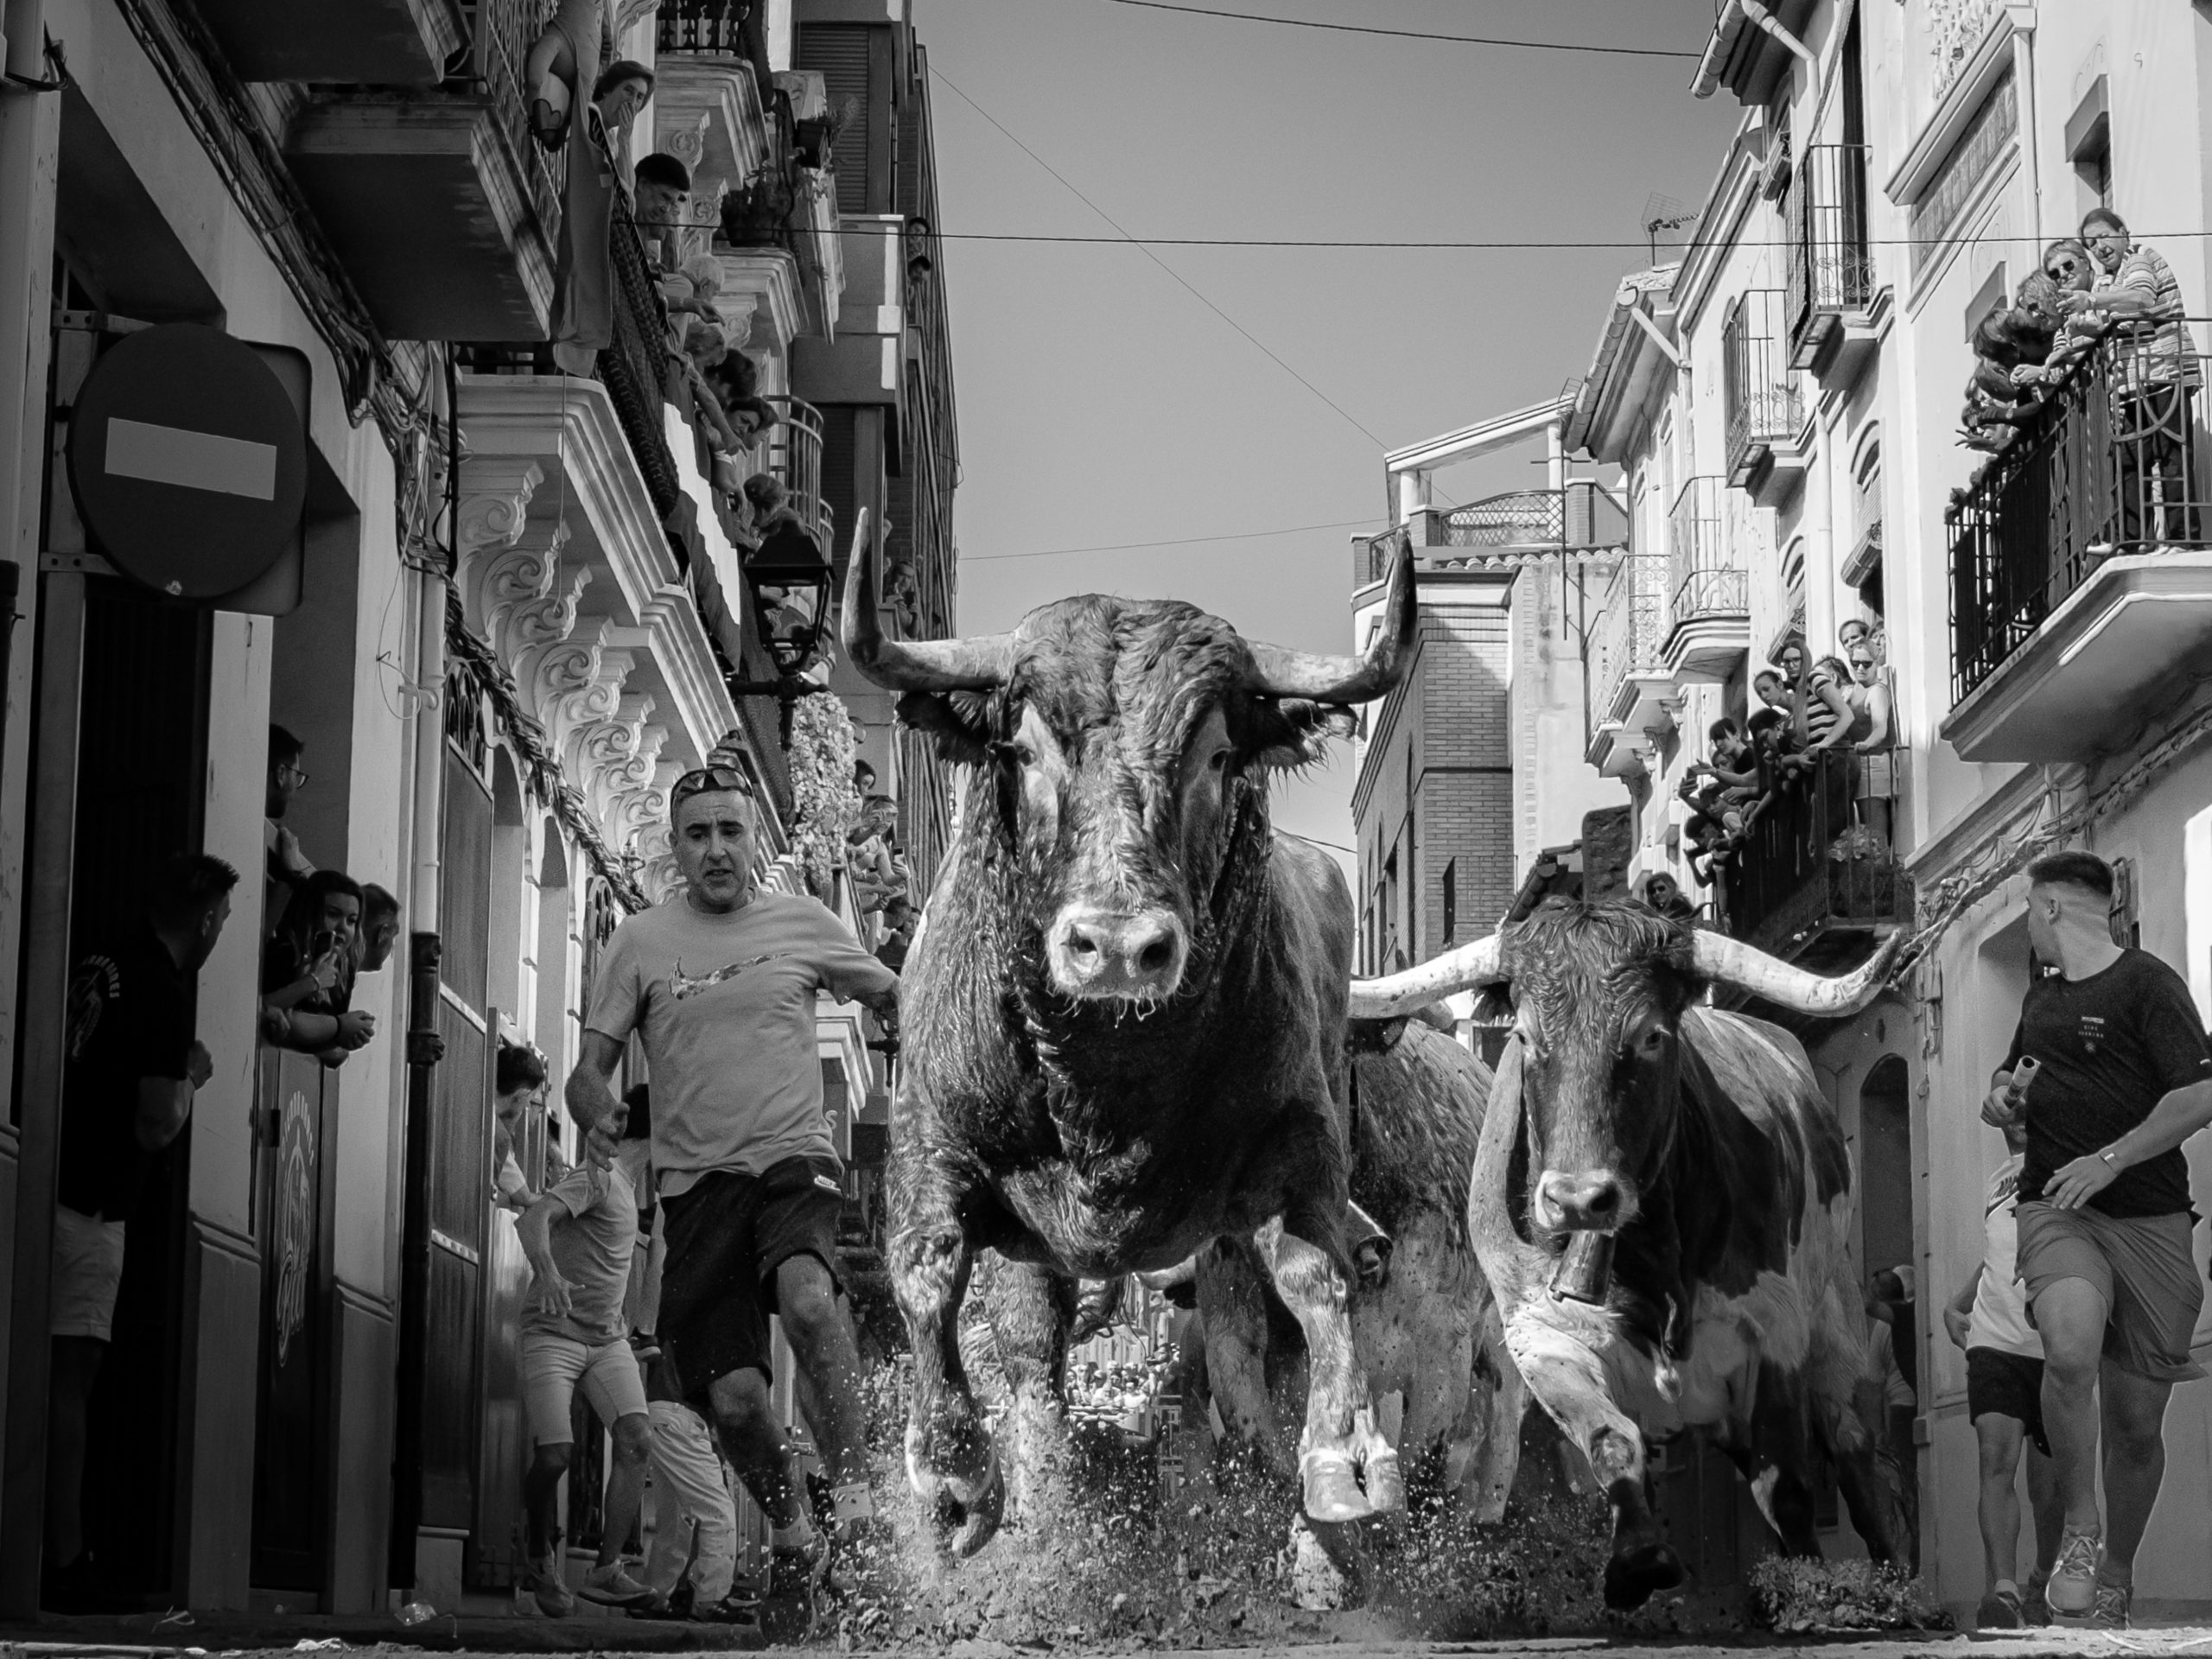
[251,1047,334,1589]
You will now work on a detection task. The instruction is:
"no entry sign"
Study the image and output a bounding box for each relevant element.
[66,323,308,600]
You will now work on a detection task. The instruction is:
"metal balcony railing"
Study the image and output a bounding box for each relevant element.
[596,190,683,519]
[1720,750,1908,958]
[1948,318,2211,704]
[658,0,754,53]
[1784,143,1874,367]
[464,0,565,243]
[759,395,835,551]
[1587,550,1668,734]
[1668,475,1745,622]
[1724,289,1803,483]
[1354,483,1629,584]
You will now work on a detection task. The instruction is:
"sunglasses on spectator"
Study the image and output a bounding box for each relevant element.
[670,766,754,808]
[1848,656,1875,670]
[2046,257,2081,278]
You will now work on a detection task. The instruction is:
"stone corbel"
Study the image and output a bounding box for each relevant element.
[523,626,636,763]
[455,461,544,563]
[613,760,678,855]
[639,853,685,906]
[466,518,597,669]
[569,693,661,826]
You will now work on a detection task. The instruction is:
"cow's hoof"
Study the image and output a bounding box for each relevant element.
[1602,1542,1684,1611]
[906,1425,1006,1557]
[1300,1448,1372,1523]
[1362,1446,1405,1515]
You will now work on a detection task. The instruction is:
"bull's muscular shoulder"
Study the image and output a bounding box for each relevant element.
[1663,1007,1852,1293]
[1349,1020,1484,1242]
[1264,834,1354,976]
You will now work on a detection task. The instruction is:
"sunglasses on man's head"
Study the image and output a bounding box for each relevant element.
[670,766,754,809]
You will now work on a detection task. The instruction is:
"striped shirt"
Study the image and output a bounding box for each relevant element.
[2094,242,2194,388]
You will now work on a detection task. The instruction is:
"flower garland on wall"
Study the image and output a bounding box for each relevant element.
[788,690,861,900]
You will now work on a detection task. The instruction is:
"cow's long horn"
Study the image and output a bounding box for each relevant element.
[1244,531,1416,703]
[840,509,1013,690]
[1689,927,1904,1017]
[1466,1033,1550,1309]
[1349,932,1504,1020]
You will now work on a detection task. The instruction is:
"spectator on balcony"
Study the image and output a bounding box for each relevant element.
[2014,242,2104,385]
[874,895,918,976]
[632,153,692,273]
[2078,209,2198,548]
[1633,871,1699,925]
[593,60,655,182]
[708,351,779,448]
[1848,645,1897,845]
[848,796,904,916]
[265,724,315,930]
[541,3,623,375]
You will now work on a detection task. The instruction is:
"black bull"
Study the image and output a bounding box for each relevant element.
[1352,899,1911,1608]
[841,531,1424,1554]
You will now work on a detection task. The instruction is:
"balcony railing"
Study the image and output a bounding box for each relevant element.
[1784,143,1873,368]
[1724,289,1802,484]
[1588,550,1668,727]
[1948,319,2211,703]
[465,0,565,245]
[1668,475,1745,622]
[759,395,835,551]
[1355,483,1628,584]
[598,190,683,520]
[1721,750,1908,960]
[658,0,755,53]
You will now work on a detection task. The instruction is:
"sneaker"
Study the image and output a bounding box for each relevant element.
[1975,1586,2024,1630]
[2047,1528,2100,1619]
[693,1592,764,1626]
[577,1559,657,1606]
[771,1526,831,1599]
[2089,1579,2132,1630]
[521,1554,575,1618]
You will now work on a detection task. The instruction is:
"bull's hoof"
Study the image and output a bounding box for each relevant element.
[1300,1448,1372,1523]
[1603,1542,1684,1611]
[1362,1446,1405,1516]
[906,1424,1006,1558]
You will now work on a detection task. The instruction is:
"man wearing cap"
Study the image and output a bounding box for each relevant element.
[565,762,897,1592]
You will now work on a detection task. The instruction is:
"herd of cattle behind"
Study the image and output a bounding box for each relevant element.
[840,537,1913,1609]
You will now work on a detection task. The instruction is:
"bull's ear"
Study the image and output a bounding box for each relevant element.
[896,691,990,765]
[1251,699,1359,769]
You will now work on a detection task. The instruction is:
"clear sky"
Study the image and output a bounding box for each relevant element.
[918,0,1738,866]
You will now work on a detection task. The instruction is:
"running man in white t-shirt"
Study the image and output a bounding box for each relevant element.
[1944,1119,2064,1630]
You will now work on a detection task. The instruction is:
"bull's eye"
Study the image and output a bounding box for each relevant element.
[1206,748,1231,773]
[992,741,1035,769]
[1637,1027,1669,1058]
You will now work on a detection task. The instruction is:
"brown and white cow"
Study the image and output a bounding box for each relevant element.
[1351,900,1908,1608]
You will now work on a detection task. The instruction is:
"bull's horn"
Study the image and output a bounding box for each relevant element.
[1244,530,1416,704]
[840,509,1013,691]
[1689,927,1903,1017]
[1349,932,1504,1020]
[1136,1259,1197,1292]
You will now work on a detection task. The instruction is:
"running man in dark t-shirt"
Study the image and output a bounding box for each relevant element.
[1981,851,2212,1629]
[45,854,237,1612]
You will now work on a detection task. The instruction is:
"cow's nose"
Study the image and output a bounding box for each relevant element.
[1535,1169,1627,1232]
[1048,906,1187,1000]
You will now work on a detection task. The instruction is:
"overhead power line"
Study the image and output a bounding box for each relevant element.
[963,516,1376,562]
[1099,0,1702,59]
[873,226,2212,251]
[928,64,1389,448]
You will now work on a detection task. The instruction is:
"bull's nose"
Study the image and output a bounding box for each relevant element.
[1535,1169,1627,1232]
[1047,906,1187,1000]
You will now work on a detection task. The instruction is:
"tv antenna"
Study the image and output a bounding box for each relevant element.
[1642,192,1698,264]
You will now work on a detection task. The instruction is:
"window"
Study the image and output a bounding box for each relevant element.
[2067,76,2111,220]
[1442,858,1458,943]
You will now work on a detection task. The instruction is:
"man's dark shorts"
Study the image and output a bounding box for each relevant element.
[658,1155,844,1405]
[2017,1201,2205,1383]
[1966,1346,2050,1454]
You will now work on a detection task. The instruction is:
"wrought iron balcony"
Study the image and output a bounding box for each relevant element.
[1724,289,1804,488]
[1784,144,1874,371]
[597,189,683,519]
[289,0,563,340]
[1664,475,1748,680]
[1353,483,1627,584]
[758,395,835,552]
[1942,318,2212,760]
[1584,551,1670,776]
[1720,750,1907,966]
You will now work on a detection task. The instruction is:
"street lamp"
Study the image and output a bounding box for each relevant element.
[728,514,838,747]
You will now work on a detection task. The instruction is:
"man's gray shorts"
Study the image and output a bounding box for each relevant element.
[2017,1201,2205,1383]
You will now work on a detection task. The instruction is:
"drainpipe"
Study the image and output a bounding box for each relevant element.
[1694,0,1817,99]
[390,368,451,1598]
[2012,21,2040,245]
